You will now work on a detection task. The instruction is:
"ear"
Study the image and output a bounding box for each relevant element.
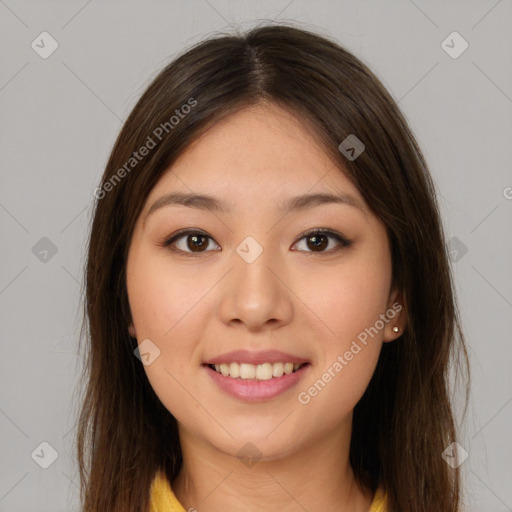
[128,322,137,339]
[383,288,406,343]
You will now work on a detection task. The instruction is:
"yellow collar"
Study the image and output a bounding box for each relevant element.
[149,470,387,511]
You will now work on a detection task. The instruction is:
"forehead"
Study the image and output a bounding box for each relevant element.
[144,103,367,213]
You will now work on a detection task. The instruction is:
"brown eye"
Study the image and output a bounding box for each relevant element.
[185,234,209,252]
[305,233,329,251]
[163,230,220,255]
[293,229,352,253]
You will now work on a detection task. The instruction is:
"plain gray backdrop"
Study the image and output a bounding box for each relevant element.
[1,1,511,511]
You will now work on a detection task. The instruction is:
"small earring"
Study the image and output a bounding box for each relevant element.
[392,326,400,333]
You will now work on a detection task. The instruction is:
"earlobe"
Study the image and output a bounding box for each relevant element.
[128,322,137,338]
[383,322,405,343]
[383,289,406,342]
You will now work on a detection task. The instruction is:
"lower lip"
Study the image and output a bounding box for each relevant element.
[203,364,310,402]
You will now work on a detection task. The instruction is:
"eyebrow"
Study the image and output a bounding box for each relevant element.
[145,191,366,220]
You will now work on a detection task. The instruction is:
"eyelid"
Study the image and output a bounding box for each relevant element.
[160,227,352,255]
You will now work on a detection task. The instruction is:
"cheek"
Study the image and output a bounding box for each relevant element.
[127,251,209,420]
[127,248,208,340]
[295,258,391,344]
[293,246,390,418]
[297,346,379,430]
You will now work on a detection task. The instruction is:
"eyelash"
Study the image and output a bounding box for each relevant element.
[159,228,353,257]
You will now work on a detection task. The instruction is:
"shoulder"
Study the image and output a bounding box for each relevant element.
[369,485,388,512]
[149,470,187,512]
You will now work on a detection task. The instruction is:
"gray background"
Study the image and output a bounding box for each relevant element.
[0,1,511,511]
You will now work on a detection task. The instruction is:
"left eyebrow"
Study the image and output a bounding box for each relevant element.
[282,192,366,215]
[145,191,367,221]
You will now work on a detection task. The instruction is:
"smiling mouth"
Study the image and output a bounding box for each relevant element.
[206,362,309,380]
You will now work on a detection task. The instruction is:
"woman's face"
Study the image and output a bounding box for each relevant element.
[126,103,403,460]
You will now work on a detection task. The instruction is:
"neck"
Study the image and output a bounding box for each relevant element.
[172,422,373,512]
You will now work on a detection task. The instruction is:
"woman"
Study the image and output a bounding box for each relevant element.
[78,24,470,512]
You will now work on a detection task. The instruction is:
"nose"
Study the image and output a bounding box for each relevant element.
[217,245,294,332]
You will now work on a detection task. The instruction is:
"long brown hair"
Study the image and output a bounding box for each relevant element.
[77,23,470,512]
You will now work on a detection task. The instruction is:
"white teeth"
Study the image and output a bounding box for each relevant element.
[211,361,305,379]
[229,362,240,378]
[255,363,273,380]
[272,362,284,377]
[239,363,256,379]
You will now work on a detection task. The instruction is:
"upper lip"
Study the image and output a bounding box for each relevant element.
[203,349,309,366]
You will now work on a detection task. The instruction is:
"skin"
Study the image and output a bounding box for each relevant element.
[126,102,405,512]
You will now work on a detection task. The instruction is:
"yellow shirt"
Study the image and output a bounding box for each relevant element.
[149,470,387,511]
